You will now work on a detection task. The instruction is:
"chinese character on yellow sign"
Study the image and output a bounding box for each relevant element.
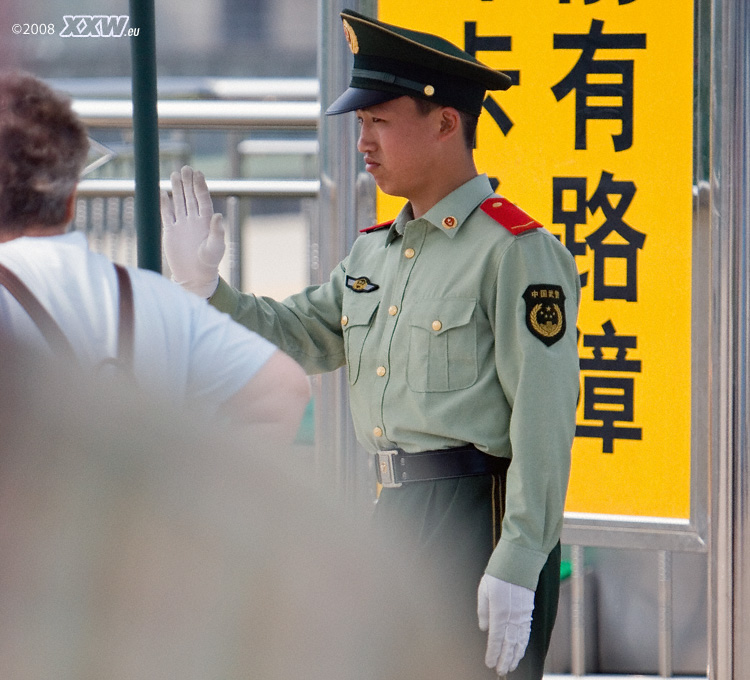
[377,0,693,520]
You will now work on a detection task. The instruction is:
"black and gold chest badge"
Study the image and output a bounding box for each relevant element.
[523,284,566,346]
[346,275,379,293]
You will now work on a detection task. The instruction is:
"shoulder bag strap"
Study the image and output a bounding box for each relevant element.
[113,263,134,370]
[0,262,79,365]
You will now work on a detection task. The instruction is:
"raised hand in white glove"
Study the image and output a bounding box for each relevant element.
[477,574,535,676]
[160,165,225,298]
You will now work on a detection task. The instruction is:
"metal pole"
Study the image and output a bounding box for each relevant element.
[129,0,161,272]
[315,0,376,504]
[658,550,673,678]
[709,0,750,678]
[570,545,586,677]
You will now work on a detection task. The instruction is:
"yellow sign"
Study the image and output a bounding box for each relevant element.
[377,0,694,519]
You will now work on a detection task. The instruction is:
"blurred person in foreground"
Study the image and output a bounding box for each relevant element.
[162,10,580,678]
[0,344,477,680]
[0,70,309,440]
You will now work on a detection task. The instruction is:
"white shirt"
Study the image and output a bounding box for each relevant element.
[0,232,276,413]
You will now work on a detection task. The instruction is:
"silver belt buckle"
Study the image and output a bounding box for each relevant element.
[376,449,402,488]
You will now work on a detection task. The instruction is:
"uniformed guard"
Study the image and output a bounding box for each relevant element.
[161,9,580,679]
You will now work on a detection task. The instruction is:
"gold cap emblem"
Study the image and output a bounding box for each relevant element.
[342,19,359,54]
[424,85,435,97]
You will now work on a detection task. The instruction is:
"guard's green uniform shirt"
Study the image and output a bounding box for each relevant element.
[211,174,580,591]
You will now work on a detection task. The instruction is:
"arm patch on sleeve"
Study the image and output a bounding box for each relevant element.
[523,284,566,346]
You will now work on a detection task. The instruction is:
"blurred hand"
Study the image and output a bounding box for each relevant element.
[477,574,534,676]
[161,166,225,298]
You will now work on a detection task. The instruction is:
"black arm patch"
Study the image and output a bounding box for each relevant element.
[523,284,566,346]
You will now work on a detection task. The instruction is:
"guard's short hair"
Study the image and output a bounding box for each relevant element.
[411,97,479,151]
[0,71,88,233]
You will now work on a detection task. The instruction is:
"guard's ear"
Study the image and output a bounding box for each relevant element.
[437,107,461,138]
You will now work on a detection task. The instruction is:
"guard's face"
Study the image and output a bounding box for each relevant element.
[356,97,442,200]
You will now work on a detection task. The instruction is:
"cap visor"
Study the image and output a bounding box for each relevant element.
[325,87,400,115]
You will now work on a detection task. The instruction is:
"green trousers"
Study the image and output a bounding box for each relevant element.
[374,473,560,680]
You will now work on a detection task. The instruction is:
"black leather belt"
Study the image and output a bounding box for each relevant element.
[374,446,509,488]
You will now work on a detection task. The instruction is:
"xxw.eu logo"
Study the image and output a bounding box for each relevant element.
[60,15,137,38]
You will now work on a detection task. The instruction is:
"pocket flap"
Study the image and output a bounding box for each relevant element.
[342,297,380,328]
[409,298,476,334]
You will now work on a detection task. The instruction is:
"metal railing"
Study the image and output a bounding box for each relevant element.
[74,99,320,130]
[76,178,320,198]
[72,80,320,287]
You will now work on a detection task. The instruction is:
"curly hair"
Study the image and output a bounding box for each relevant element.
[0,71,89,233]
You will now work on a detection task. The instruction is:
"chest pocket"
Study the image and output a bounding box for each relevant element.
[407,298,478,392]
[342,296,380,385]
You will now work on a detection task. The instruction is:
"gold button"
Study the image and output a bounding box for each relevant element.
[376,366,386,377]
[442,216,457,229]
[373,427,383,437]
[341,315,349,326]
[424,84,435,97]
[432,320,442,332]
[388,305,398,316]
[404,248,415,259]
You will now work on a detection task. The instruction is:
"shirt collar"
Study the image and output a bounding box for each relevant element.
[9,230,89,248]
[386,174,495,243]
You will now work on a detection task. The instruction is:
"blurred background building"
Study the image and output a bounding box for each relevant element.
[5,0,318,78]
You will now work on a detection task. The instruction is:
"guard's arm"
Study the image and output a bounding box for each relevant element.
[162,165,348,376]
[209,267,350,376]
[478,230,579,675]
[487,229,580,590]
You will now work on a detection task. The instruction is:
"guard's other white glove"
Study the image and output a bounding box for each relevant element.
[160,165,225,298]
[477,574,535,676]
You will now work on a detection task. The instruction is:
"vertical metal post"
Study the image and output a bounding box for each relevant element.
[570,544,586,676]
[227,132,243,288]
[129,0,161,272]
[315,0,376,503]
[658,550,673,677]
[709,0,750,678]
[225,196,242,290]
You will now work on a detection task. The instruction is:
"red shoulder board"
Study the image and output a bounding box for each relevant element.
[359,220,393,234]
[480,198,542,235]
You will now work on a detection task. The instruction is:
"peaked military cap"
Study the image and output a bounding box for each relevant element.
[326,9,512,117]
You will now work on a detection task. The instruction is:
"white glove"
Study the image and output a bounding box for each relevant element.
[160,165,225,298]
[477,574,535,676]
